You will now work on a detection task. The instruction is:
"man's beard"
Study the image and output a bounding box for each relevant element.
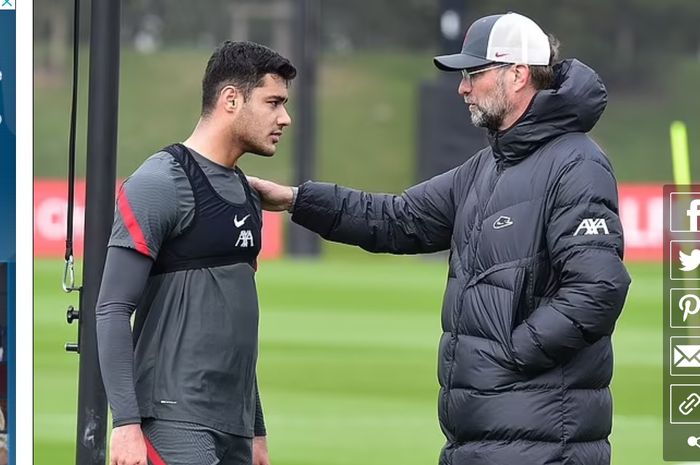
[237,116,276,157]
[244,137,275,157]
[467,75,512,131]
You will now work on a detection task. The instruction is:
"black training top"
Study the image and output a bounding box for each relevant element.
[97,145,265,437]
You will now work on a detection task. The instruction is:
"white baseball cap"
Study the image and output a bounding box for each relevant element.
[434,12,551,71]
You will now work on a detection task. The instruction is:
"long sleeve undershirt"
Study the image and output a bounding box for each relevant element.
[95,246,267,436]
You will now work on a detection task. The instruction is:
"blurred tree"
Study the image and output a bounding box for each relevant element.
[321,0,437,51]
[34,0,71,79]
[468,0,700,88]
[32,0,700,88]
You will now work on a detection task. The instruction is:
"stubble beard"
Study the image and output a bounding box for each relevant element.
[237,111,276,157]
[245,136,276,157]
[468,74,513,131]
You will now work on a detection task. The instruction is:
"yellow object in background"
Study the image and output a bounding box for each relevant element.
[671,121,691,185]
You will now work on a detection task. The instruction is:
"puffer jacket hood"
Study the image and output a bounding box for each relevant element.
[489,59,607,163]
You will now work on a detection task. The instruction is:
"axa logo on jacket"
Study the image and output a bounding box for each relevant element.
[574,218,609,236]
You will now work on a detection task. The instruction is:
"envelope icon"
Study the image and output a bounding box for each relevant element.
[674,345,700,367]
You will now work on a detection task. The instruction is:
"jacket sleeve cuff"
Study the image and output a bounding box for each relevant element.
[112,417,142,428]
[288,186,299,213]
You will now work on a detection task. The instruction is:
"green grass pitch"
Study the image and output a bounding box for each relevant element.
[35,255,661,464]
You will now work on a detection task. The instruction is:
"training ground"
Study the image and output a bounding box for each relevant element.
[35,253,660,465]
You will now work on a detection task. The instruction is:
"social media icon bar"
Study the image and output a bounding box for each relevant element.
[671,385,700,424]
[670,193,700,232]
[664,186,700,460]
[670,241,700,280]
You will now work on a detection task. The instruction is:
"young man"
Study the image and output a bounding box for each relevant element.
[249,13,630,465]
[96,41,295,465]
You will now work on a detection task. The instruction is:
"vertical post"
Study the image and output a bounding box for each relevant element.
[417,0,487,184]
[74,0,121,463]
[288,0,321,256]
[437,0,466,58]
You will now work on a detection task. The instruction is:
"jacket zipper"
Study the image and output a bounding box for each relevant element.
[443,152,505,432]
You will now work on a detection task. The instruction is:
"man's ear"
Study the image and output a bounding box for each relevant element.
[512,64,531,92]
[220,85,240,113]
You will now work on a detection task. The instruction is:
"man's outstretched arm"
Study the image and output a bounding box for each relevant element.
[249,166,463,254]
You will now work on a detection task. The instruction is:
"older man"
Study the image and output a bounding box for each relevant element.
[250,12,630,465]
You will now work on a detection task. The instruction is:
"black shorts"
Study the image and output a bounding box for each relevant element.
[142,419,252,465]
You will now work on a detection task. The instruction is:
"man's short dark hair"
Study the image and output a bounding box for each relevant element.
[529,34,560,90]
[201,41,297,116]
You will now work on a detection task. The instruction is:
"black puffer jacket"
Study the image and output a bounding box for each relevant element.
[291,59,631,465]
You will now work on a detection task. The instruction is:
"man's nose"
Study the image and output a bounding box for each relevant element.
[458,77,472,96]
[279,107,292,127]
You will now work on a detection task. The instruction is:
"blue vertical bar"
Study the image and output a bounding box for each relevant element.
[0,4,16,465]
[6,263,13,465]
[0,7,16,243]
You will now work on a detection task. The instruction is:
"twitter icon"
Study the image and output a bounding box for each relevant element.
[680,250,700,272]
[671,241,700,280]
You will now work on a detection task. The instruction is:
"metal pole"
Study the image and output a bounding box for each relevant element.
[288,0,321,256]
[74,0,121,463]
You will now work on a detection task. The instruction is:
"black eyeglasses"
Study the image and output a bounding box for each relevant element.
[460,64,510,85]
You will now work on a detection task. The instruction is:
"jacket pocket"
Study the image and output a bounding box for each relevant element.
[510,267,529,330]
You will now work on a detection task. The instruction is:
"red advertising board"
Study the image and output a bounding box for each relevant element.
[34,180,665,261]
[618,184,663,261]
[34,180,283,259]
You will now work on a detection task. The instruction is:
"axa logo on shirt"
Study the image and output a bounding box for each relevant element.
[574,218,609,236]
[235,230,255,247]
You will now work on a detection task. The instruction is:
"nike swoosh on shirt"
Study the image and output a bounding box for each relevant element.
[234,214,251,228]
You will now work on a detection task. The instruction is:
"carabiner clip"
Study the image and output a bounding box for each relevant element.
[62,255,79,293]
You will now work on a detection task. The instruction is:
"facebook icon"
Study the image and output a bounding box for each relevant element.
[689,199,700,232]
[670,192,700,232]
